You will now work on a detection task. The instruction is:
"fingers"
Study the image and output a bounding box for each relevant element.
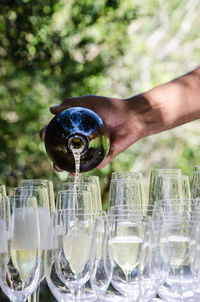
[50,105,69,115]
[53,163,64,172]
[96,153,115,169]
[50,95,98,115]
[50,97,84,114]
[40,126,47,141]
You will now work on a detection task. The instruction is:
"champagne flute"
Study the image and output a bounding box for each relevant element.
[45,209,96,302]
[138,213,170,302]
[89,214,112,301]
[154,174,191,209]
[0,196,11,235]
[108,179,144,213]
[0,196,41,302]
[191,224,200,300]
[65,175,102,211]
[56,190,94,213]
[191,171,200,199]
[158,215,197,301]
[14,187,51,279]
[111,171,143,181]
[20,179,55,214]
[148,168,182,207]
[15,184,52,302]
[108,215,151,302]
[0,184,6,197]
[110,172,145,209]
[56,189,98,301]
[61,182,100,213]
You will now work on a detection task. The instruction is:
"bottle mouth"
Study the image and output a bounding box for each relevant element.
[66,134,89,156]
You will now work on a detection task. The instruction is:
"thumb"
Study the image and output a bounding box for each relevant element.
[40,126,47,141]
[96,154,114,169]
[50,105,70,115]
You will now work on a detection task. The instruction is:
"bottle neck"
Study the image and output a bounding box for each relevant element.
[66,134,89,156]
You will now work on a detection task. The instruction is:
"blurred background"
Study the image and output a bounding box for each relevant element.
[0,0,200,300]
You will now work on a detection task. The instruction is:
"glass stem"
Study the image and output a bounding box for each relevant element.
[27,284,40,302]
[71,286,82,302]
[125,271,132,302]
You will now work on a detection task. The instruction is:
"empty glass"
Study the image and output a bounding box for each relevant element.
[191,171,200,199]
[89,215,112,301]
[20,179,55,214]
[0,184,6,197]
[148,168,182,207]
[111,172,143,181]
[155,174,190,202]
[108,179,144,213]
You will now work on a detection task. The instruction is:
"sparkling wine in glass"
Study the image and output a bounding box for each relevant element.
[0,196,41,302]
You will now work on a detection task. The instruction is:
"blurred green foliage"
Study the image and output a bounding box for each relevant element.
[0,0,200,300]
[0,0,139,194]
[1,0,200,196]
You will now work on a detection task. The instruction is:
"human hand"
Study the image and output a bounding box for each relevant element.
[40,95,147,171]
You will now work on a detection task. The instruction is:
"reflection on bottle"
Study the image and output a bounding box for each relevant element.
[45,107,110,173]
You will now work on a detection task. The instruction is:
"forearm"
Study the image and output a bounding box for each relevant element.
[126,66,200,137]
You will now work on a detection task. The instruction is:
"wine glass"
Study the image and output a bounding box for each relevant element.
[154,174,190,206]
[0,195,11,233]
[108,215,151,302]
[65,175,102,211]
[153,198,197,221]
[14,187,51,277]
[0,195,41,302]
[111,171,143,181]
[148,168,182,207]
[20,179,55,214]
[15,185,52,302]
[61,182,100,213]
[158,215,198,301]
[89,214,112,301]
[191,224,200,300]
[110,172,145,208]
[45,209,96,302]
[138,212,170,302]
[56,188,98,301]
[108,179,144,213]
[0,184,6,197]
[191,171,200,199]
[56,190,94,213]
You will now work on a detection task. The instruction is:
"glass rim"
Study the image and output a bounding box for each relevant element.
[110,179,142,183]
[155,198,196,203]
[57,189,92,195]
[21,178,52,183]
[14,186,48,192]
[150,168,181,172]
[54,208,97,214]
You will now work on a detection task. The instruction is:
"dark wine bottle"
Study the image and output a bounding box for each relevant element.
[44,107,110,173]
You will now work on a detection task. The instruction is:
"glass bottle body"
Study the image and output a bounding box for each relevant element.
[45,107,109,173]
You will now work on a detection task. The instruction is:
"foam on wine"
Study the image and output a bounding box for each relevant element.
[63,226,91,275]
